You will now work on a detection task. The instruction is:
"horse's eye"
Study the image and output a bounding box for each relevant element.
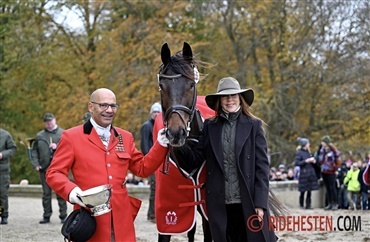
[190,82,195,88]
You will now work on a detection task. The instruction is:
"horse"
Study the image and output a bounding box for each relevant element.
[153,42,213,242]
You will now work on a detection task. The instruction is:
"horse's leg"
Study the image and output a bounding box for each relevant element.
[187,222,196,242]
[201,216,212,242]
[158,234,171,242]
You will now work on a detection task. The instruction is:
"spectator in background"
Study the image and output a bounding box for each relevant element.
[269,167,277,181]
[278,164,288,180]
[295,137,319,209]
[344,161,361,210]
[82,112,91,124]
[31,113,67,224]
[337,162,349,209]
[286,168,295,181]
[274,171,285,181]
[345,151,353,169]
[0,129,17,225]
[317,135,341,210]
[140,102,161,223]
[126,173,144,186]
[358,160,370,210]
[294,166,300,180]
[126,172,139,185]
[364,153,370,164]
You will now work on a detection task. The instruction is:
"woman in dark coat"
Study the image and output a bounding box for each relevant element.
[175,77,276,242]
[295,137,320,209]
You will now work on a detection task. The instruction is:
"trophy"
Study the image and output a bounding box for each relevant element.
[77,184,112,216]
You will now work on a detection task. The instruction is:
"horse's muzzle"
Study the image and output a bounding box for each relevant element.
[166,128,186,147]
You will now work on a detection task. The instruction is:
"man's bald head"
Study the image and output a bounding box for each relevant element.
[90,88,116,102]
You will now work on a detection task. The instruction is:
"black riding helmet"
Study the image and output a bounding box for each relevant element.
[61,208,96,242]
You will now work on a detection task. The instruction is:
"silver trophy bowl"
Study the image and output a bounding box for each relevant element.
[77,184,112,216]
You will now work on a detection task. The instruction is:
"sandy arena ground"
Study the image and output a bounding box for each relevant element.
[0,196,369,242]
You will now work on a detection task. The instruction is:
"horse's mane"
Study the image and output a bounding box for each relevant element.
[159,51,196,80]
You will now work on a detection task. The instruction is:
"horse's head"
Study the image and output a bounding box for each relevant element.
[158,42,199,147]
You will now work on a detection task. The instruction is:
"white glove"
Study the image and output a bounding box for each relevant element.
[68,187,86,207]
[157,128,170,147]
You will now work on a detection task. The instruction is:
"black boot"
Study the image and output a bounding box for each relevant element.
[299,192,304,208]
[0,217,8,225]
[39,217,50,224]
[305,192,312,209]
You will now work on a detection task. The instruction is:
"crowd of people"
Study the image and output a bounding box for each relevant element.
[269,136,370,211]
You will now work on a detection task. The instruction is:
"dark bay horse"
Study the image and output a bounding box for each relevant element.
[153,42,213,242]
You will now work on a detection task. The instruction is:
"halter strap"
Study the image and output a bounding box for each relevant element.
[158,73,197,137]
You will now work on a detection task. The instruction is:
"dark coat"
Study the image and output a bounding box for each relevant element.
[0,129,17,173]
[140,118,154,155]
[184,114,275,242]
[31,127,64,170]
[295,148,320,192]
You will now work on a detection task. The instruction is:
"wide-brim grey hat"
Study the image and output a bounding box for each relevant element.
[205,77,254,110]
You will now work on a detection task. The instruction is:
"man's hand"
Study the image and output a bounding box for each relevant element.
[69,187,86,207]
[49,143,57,150]
[157,128,170,147]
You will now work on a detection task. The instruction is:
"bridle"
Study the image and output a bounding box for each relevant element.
[157,69,198,137]
[157,65,200,178]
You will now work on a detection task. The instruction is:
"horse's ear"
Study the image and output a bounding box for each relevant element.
[182,42,193,62]
[161,43,171,66]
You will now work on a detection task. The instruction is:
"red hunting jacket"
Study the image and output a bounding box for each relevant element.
[46,121,167,242]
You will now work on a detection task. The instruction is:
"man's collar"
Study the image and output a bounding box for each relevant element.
[90,118,111,132]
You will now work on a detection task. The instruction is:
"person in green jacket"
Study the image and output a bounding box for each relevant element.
[0,129,17,225]
[30,113,67,224]
[344,161,361,210]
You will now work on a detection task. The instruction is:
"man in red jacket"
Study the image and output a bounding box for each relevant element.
[46,88,169,242]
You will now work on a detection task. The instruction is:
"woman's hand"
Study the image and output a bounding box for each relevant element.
[255,207,264,222]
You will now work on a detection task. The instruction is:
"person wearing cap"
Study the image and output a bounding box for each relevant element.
[317,135,341,210]
[173,77,277,241]
[30,113,67,224]
[81,112,91,124]
[295,137,319,209]
[140,102,161,223]
[46,88,169,241]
